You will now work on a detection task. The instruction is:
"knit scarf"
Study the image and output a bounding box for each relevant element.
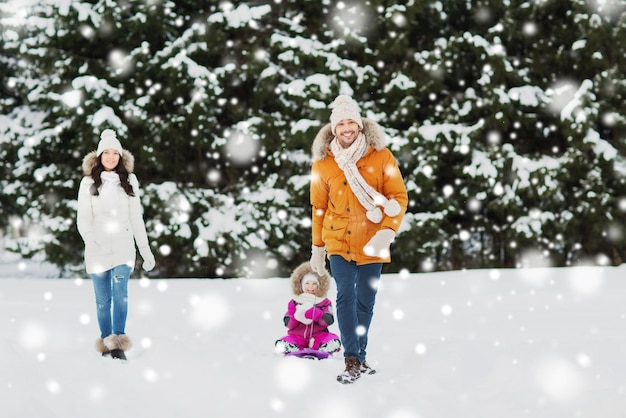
[293,292,323,346]
[294,293,318,305]
[330,133,401,223]
[99,171,122,216]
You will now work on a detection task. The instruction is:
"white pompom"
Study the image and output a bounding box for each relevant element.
[366,208,383,223]
[100,129,117,140]
[333,95,354,106]
[384,199,401,217]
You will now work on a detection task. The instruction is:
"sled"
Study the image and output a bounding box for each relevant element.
[285,348,330,360]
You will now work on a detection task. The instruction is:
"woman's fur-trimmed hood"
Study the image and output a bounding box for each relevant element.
[311,118,387,161]
[290,261,331,298]
[82,149,135,176]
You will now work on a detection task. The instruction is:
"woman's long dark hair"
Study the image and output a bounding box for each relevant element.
[89,156,135,197]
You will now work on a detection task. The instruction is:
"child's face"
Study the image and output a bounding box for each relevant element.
[303,280,319,295]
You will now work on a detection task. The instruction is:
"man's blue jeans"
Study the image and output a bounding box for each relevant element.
[329,255,382,363]
[90,264,132,338]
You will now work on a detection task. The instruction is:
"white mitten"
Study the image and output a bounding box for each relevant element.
[310,245,326,275]
[363,229,396,258]
[140,247,156,271]
[294,303,313,324]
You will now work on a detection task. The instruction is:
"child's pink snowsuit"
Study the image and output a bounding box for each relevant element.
[277,261,340,351]
[280,296,339,350]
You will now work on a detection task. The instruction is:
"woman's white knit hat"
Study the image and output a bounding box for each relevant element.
[330,95,364,134]
[97,129,123,157]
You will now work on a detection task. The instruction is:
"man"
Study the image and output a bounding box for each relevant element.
[310,94,408,384]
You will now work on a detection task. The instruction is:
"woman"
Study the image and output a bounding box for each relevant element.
[77,129,155,360]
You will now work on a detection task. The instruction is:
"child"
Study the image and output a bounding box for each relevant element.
[275,261,341,355]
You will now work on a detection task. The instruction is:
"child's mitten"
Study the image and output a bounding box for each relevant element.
[294,303,313,324]
[305,306,323,322]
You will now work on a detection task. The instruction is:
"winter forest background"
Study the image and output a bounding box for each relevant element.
[1,0,625,279]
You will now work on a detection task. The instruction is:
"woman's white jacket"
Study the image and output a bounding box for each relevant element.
[77,150,151,274]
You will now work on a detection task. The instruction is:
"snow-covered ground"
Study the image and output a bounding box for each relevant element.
[1,255,625,418]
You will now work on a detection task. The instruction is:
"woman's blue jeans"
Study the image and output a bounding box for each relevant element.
[90,264,132,338]
[329,255,382,363]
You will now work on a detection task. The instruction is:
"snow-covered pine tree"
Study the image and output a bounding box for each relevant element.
[0,3,22,234]
[1,0,625,276]
[386,0,626,270]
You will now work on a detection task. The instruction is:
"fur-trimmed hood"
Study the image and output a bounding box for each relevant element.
[311,118,387,161]
[82,149,135,176]
[290,261,331,298]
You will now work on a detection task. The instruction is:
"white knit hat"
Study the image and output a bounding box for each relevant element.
[97,129,123,157]
[301,273,320,292]
[330,95,364,135]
